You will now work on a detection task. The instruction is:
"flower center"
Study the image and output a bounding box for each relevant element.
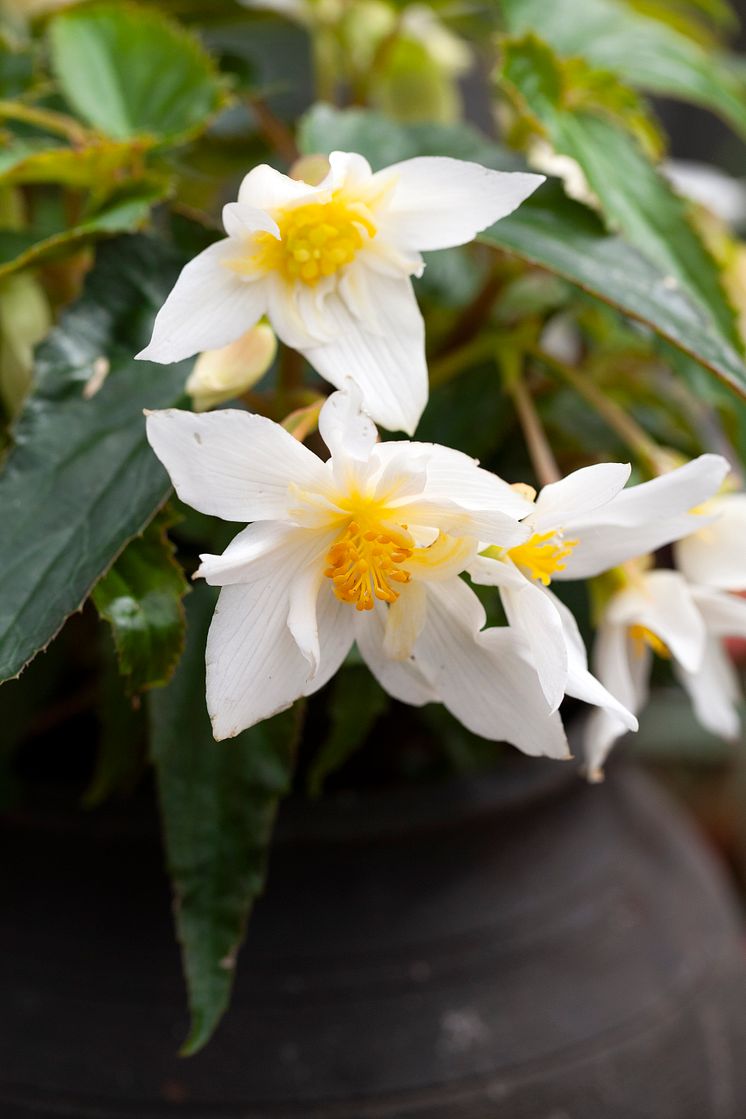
[629,624,671,659]
[324,519,413,611]
[507,531,578,586]
[253,192,377,286]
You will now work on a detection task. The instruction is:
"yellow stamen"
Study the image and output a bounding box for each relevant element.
[324,519,413,611]
[239,191,377,286]
[507,531,578,586]
[629,624,671,659]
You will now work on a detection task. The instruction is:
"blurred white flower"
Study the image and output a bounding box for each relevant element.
[585,567,746,779]
[146,384,571,757]
[470,455,729,711]
[527,140,600,209]
[137,151,543,433]
[186,324,277,412]
[663,160,746,227]
[675,490,746,591]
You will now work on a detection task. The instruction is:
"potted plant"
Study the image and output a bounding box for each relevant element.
[2,1,746,1114]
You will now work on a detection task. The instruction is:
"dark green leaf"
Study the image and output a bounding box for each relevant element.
[92,509,189,693]
[501,0,746,139]
[84,637,147,807]
[149,585,303,1055]
[49,2,228,143]
[307,666,388,797]
[299,104,746,401]
[0,234,192,683]
[500,34,742,351]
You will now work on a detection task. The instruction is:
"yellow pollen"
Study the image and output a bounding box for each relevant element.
[250,191,377,286]
[324,520,413,611]
[507,531,578,586]
[629,624,671,659]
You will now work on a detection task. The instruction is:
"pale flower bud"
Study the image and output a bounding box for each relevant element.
[186,324,277,412]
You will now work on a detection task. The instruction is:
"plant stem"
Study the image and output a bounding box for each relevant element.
[0,99,91,146]
[507,374,560,486]
[276,345,305,416]
[248,97,298,164]
[428,333,496,388]
[533,347,665,476]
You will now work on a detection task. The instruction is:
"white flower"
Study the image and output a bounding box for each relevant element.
[674,490,746,591]
[186,324,277,412]
[145,386,570,757]
[585,567,746,780]
[137,151,543,433]
[663,160,746,227]
[469,455,729,712]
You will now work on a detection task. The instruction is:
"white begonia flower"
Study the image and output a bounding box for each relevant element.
[584,567,746,780]
[674,490,746,591]
[186,324,277,412]
[469,455,729,713]
[136,152,544,434]
[663,160,746,227]
[145,385,571,758]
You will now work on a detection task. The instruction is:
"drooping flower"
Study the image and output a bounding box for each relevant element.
[469,455,729,711]
[137,152,543,433]
[674,489,746,591]
[584,564,746,780]
[146,386,571,757]
[186,324,277,412]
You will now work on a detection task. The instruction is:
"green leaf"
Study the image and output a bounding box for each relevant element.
[0,137,155,190]
[92,509,189,693]
[0,234,192,683]
[307,665,388,797]
[0,185,165,279]
[48,2,228,143]
[501,0,746,139]
[500,34,742,352]
[299,105,746,401]
[149,585,303,1055]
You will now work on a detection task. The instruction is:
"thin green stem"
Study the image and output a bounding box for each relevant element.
[0,100,91,146]
[507,373,561,486]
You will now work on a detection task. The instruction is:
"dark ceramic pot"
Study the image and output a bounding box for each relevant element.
[2,757,746,1117]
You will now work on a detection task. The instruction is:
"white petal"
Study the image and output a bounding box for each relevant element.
[372,441,533,546]
[326,151,375,188]
[355,602,437,706]
[675,636,741,740]
[691,586,746,638]
[222,202,279,239]
[609,570,706,674]
[415,578,570,758]
[560,455,729,579]
[238,164,316,210]
[542,588,638,732]
[500,579,568,712]
[302,273,427,435]
[531,462,631,534]
[146,408,330,521]
[206,582,307,740]
[378,157,544,251]
[318,384,378,461]
[383,581,428,660]
[584,708,632,782]
[302,582,356,697]
[592,618,649,715]
[675,493,746,591]
[198,521,304,585]
[136,240,266,364]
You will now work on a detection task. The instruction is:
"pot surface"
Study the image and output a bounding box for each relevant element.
[2,759,745,1118]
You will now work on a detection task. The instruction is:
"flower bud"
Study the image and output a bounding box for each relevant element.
[186,324,277,412]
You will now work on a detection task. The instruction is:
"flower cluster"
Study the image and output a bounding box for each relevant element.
[142,152,744,773]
